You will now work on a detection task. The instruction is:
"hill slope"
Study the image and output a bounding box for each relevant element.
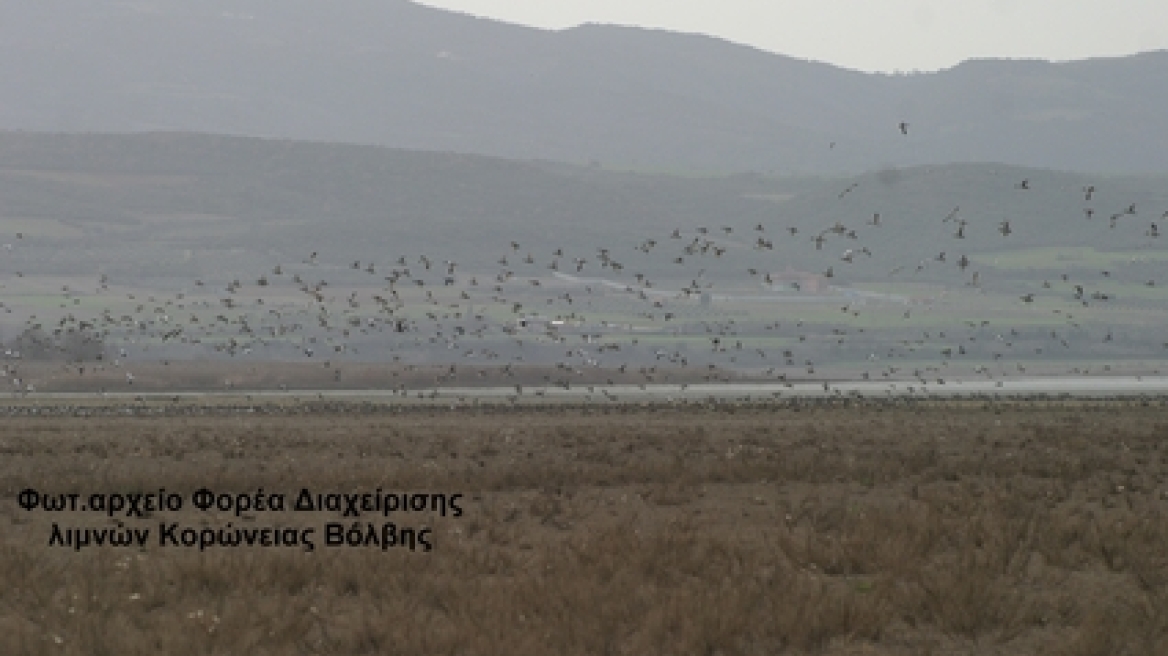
[1,132,1166,291]
[1,1,1166,174]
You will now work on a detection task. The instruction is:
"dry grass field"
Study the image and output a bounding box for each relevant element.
[1,400,1167,655]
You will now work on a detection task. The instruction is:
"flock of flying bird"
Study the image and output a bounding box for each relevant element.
[2,121,1167,399]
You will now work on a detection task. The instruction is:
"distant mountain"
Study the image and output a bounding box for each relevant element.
[1,1,1166,174]
[0,131,804,279]
[1,132,1165,289]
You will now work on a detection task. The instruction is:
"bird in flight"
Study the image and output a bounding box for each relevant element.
[899,122,909,135]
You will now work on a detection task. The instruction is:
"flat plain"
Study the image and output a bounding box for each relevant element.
[2,400,1167,655]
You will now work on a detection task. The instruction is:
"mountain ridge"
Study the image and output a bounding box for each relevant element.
[1,1,1165,174]
[1,131,1165,288]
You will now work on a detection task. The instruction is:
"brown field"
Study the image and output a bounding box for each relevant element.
[2,400,1167,655]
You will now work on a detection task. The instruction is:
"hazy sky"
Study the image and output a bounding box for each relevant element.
[416,0,1168,73]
